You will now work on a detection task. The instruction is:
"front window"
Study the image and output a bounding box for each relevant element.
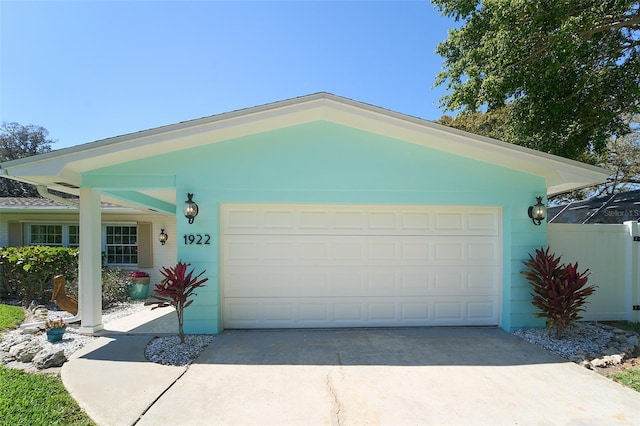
[68,225,80,247]
[104,225,138,265]
[29,224,63,246]
[26,223,139,266]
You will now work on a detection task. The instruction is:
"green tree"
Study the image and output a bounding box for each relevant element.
[433,0,640,160]
[0,122,55,196]
[594,116,640,195]
[437,106,511,141]
[439,111,640,201]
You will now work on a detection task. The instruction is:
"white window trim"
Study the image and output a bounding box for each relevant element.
[26,223,78,247]
[102,223,139,267]
[24,221,140,267]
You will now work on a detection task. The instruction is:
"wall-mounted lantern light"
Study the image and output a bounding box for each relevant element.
[159,229,168,245]
[528,196,546,226]
[184,193,199,224]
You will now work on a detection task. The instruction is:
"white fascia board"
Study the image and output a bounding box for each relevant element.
[1,94,326,183]
[0,92,610,194]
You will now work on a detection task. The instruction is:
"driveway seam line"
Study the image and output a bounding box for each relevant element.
[131,365,189,425]
[326,371,342,426]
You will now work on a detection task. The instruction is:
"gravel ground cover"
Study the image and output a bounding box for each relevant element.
[512,322,614,361]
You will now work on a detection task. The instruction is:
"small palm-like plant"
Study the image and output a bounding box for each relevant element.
[145,262,208,343]
[522,247,597,338]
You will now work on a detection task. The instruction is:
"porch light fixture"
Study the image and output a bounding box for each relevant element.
[528,196,546,226]
[184,193,199,224]
[159,229,168,245]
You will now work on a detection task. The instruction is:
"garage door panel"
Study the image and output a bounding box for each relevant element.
[400,212,431,230]
[469,270,499,290]
[224,205,499,236]
[333,243,363,261]
[368,303,396,320]
[434,212,464,231]
[401,242,430,260]
[224,297,499,328]
[434,271,464,290]
[334,303,363,321]
[225,266,497,298]
[367,272,397,294]
[300,242,329,260]
[227,241,259,261]
[225,235,498,266]
[467,301,497,320]
[299,303,330,321]
[400,272,431,293]
[264,210,295,229]
[334,211,365,230]
[468,241,499,261]
[434,301,463,320]
[468,212,499,231]
[299,211,332,229]
[401,302,429,320]
[263,242,297,260]
[226,271,295,297]
[222,204,501,328]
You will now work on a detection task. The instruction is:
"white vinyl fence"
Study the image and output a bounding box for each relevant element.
[547,222,640,322]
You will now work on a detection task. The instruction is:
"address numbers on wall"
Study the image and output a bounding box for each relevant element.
[183,234,212,245]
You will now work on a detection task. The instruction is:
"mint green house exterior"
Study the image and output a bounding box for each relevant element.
[0,93,609,334]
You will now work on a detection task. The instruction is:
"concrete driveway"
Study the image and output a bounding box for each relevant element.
[64,327,640,425]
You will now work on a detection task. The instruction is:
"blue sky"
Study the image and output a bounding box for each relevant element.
[1,1,455,149]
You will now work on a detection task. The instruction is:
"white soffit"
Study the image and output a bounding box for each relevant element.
[0,93,610,195]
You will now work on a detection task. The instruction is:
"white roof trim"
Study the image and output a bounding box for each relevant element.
[0,92,610,196]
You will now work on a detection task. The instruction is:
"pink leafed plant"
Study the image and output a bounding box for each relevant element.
[521,247,597,338]
[127,271,149,278]
[145,261,208,343]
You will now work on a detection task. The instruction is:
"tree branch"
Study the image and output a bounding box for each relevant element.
[582,11,640,37]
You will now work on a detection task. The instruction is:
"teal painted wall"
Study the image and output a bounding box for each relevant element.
[85,121,547,332]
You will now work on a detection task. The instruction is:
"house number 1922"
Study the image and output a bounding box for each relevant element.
[183,234,211,245]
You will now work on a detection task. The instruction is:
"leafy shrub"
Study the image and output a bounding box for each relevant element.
[0,246,78,304]
[521,247,597,338]
[101,267,129,309]
[146,262,208,343]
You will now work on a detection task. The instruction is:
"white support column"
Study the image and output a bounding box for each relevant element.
[78,187,104,334]
[624,221,640,322]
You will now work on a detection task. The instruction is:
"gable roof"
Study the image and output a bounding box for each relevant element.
[0,92,609,204]
[0,197,133,212]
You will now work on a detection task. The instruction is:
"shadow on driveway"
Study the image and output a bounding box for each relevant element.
[196,327,563,367]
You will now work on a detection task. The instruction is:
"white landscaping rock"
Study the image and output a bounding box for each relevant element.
[0,333,31,352]
[9,339,43,363]
[33,347,67,369]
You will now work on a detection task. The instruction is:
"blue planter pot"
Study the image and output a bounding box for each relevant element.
[128,283,150,300]
[46,327,66,342]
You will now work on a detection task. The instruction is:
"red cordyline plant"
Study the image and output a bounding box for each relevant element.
[521,247,597,339]
[145,261,208,343]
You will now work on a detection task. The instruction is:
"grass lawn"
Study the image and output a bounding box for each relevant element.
[0,303,25,331]
[0,365,96,425]
[612,368,640,392]
[0,304,96,425]
[605,321,640,392]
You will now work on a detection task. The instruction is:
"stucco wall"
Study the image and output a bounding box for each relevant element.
[87,121,547,332]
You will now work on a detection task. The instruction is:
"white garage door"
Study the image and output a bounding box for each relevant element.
[222,204,501,328]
